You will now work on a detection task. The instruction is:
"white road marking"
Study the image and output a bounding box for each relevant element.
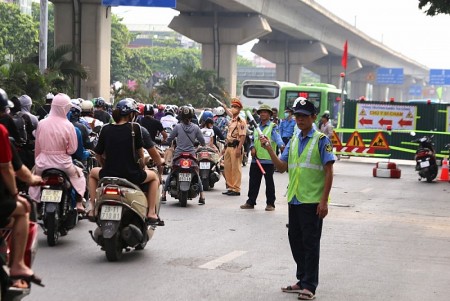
[360,187,373,193]
[199,250,247,270]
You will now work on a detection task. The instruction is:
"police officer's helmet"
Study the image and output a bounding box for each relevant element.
[116,98,139,116]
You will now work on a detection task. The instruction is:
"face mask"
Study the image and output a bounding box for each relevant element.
[284,113,289,118]
[231,108,239,115]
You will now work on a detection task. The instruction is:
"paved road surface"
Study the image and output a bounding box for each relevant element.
[30,158,450,301]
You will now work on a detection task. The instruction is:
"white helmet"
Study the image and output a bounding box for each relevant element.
[80,100,94,112]
[46,93,54,100]
[164,107,175,116]
[213,106,225,116]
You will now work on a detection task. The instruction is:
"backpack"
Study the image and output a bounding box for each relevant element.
[11,113,27,142]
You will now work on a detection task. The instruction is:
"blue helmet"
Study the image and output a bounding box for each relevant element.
[95,97,106,108]
[116,98,139,116]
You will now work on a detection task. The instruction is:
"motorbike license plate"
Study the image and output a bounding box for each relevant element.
[100,205,122,221]
[41,189,63,203]
[200,162,211,169]
[179,173,192,182]
[420,160,430,168]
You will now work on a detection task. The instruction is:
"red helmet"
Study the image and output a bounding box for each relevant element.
[137,103,145,115]
[158,104,165,110]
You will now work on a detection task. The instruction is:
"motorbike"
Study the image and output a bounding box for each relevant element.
[0,194,39,301]
[411,132,439,182]
[167,153,200,207]
[196,146,221,191]
[89,177,161,262]
[39,167,80,246]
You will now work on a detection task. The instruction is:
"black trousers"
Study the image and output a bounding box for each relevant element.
[247,162,275,206]
[288,203,323,294]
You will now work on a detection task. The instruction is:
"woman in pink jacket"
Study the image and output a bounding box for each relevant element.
[29,93,85,211]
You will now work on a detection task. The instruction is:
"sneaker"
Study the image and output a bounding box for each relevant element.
[240,203,254,209]
[265,205,275,211]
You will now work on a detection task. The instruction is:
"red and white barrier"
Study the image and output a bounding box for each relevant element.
[373,161,401,178]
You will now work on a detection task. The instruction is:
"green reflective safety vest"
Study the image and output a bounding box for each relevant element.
[254,122,277,160]
[287,131,329,204]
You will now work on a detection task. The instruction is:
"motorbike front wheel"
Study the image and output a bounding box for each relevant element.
[104,233,123,262]
[46,212,59,247]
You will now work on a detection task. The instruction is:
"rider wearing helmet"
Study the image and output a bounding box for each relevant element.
[36,92,54,120]
[161,105,206,205]
[199,109,214,125]
[0,89,22,143]
[88,98,163,225]
[29,93,87,212]
[213,106,229,138]
[80,99,103,131]
[154,104,165,121]
[160,106,178,129]
[68,102,92,150]
[93,97,112,124]
[139,104,168,143]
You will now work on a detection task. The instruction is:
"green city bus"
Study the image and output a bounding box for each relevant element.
[278,83,346,127]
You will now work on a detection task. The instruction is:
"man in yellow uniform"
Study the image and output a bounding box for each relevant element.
[221,98,247,196]
[260,97,334,300]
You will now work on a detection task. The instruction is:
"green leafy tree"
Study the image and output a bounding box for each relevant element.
[237,55,255,67]
[45,44,88,95]
[155,65,227,107]
[419,0,450,15]
[0,62,47,102]
[0,3,39,65]
[111,14,135,82]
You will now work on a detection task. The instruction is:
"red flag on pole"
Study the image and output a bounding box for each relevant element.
[341,40,348,70]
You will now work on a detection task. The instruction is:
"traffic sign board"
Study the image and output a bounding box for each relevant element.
[429,69,450,85]
[102,0,176,7]
[331,131,342,147]
[369,132,390,150]
[346,131,365,147]
[376,68,404,85]
[408,85,422,96]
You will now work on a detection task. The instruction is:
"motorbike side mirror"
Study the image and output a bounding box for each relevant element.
[410,131,416,137]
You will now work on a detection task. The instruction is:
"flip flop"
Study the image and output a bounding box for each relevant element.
[298,290,315,300]
[10,274,45,287]
[281,285,303,293]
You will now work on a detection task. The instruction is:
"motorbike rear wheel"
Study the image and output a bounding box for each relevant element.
[46,212,59,247]
[104,233,123,262]
[202,179,210,192]
[179,191,188,207]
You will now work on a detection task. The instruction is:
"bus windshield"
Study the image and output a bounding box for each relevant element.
[240,80,297,109]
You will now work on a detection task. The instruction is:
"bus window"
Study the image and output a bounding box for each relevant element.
[243,85,279,99]
[286,91,321,113]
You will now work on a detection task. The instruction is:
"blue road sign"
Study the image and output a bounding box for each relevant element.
[102,0,176,7]
[408,85,422,96]
[376,68,404,85]
[429,69,450,86]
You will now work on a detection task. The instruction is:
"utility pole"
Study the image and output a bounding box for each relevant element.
[39,0,48,74]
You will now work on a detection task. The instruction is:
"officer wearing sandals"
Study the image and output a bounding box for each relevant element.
[259,97,334,300]
[240,104,284,211]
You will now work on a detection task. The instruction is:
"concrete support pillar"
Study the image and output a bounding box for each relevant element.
[169,13,271,96]
[52,0,111,100]
[80,1,111,100]
[252,40,328,84]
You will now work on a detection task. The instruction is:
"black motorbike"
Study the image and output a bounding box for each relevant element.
[39,168,79,246]
[167,153,200,207]
[411,133,439,182]
[196,146,221,191]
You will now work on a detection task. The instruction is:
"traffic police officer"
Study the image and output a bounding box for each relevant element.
[259,97,335,300]
[240,104,284,210]
[221,98,247,196]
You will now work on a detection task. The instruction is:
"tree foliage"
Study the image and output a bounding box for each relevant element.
[0,3,39,64]
[419,0,450,15]
[155,65,228,107]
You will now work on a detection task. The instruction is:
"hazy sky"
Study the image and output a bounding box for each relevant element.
[112,0,450,69]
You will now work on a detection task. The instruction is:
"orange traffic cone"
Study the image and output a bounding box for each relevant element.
[439,158,449,181]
